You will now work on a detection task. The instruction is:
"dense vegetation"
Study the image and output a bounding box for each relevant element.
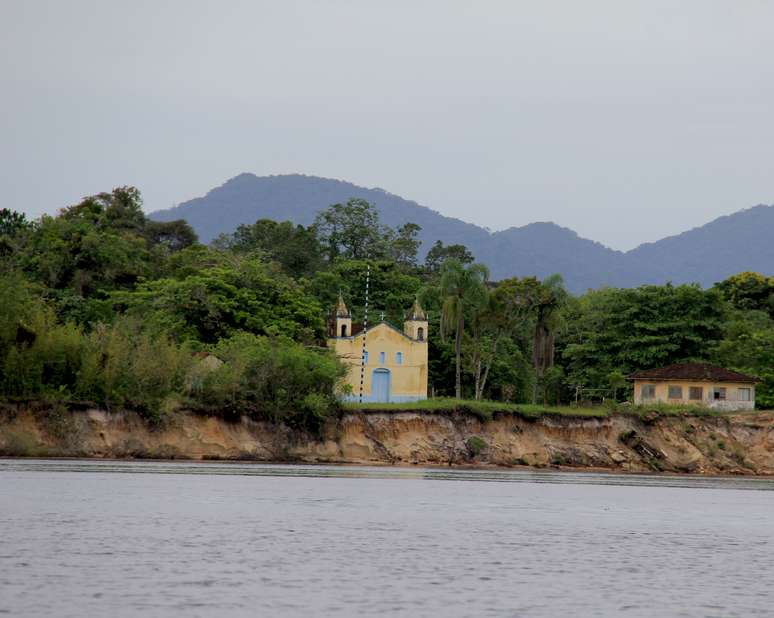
[1,189,772,430]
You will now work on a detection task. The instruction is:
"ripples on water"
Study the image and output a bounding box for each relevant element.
[1,460,773,618]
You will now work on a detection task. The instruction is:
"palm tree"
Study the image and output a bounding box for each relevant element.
[532,274,568,404]
[439,259,489,399]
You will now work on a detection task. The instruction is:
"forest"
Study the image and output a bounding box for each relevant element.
[1,187,772,429]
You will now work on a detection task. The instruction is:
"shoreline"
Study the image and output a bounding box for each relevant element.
[3,455,774,479]
[1,406,773,476]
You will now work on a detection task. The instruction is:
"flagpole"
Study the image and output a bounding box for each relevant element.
[359,263,370,404]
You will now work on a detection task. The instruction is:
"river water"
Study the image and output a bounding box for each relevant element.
[1,460,773,617]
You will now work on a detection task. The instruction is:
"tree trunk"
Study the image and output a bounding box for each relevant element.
[532,321,555,405]
[478,336,499,401]
[455,314,464,399]
[473,360,480,400]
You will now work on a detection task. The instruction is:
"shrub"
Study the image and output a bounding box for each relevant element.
[76,318,194,417]
[466,436,488,456]
[203,333,347,429]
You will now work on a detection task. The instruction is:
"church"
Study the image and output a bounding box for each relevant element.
[327,293,428,403]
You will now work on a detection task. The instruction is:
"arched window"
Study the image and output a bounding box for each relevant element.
[363,351,369,364]
[417,327,424,341]
[340,324,348,337]
[396,352,403,365]
[379,351,386,365]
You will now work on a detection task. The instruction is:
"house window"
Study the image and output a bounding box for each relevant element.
[362,351,369,364]
[668,385,683,399]
[689,387,703,401]
[417,327,424,341]
[641,384,656,400]
[713,387,727,401]
[738,387,751,402]
[395,352,403,365]
[379,351,385,365]
[340,324,348,337]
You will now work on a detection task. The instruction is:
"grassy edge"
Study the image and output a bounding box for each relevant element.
[341,398,735,422]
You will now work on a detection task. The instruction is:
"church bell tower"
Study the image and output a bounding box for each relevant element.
[403,297,428,342]
[333,291,352,338]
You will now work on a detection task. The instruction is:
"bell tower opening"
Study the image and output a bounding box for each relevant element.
[332,290,352,339]
[404,297,428,342]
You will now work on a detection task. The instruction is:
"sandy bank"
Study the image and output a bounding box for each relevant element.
[1,407,773,475]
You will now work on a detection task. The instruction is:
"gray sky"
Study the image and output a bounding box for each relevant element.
[1,0,772,250]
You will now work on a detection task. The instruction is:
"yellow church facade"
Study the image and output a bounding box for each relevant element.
[328,295,428,403]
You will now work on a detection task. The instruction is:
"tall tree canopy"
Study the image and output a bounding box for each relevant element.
[215,219,322,277]
[314,198,391,261]
[561,284,726,391]
[438,259,489,399]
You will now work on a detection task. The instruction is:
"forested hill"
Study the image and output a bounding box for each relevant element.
[150,173,774,293]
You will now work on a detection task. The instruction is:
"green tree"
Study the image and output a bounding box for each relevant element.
[439,259,489,399]
[562,284,726,393]
[309,259,422,326]
[715,271,774,318]
[424,240,474,274]
[314,199,389,261]
[143,219,198,252]
[10,187,201,319]
[469,277,542,401]
[712,308,774,409]
[0,209,33,257]
[389,222,422,269]
[215,219,322,277]
[0,208,31,237]
[607,370,628,403]
[531,274,568,404]
[114,259,325,344]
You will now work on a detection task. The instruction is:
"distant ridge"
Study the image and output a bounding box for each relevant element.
[150,174,774,293]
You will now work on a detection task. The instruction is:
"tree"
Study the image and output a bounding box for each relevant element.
[469,277,541,401]
[562,284,726,393]
[113,259,325,345]
[389,222,422,269]
[532,274,568,404]
[424,240,474,274]
[143,219,198,252]
[314,199,390,261]
[215,219,322,277]
[712,308,774,409]
[0,209,33,257]
[0,209,31,237]
[309,258,422,326]
[607,370,628,403]
[439,259,489,399]
[61,186,146,233]
[715,272,774,318]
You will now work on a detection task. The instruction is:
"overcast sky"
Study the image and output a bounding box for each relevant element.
[1,1,772,250]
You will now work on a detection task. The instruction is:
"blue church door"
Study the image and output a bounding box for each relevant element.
[372,369,391,402]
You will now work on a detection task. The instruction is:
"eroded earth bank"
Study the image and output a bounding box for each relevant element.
[1,407,773,475]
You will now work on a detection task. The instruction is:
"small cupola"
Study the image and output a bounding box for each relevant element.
[403,297,428,341]
[332,291,352,338]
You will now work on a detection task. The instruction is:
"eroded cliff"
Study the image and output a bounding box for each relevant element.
[1,407,773,475]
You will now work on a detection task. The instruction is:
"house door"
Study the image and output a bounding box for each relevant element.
[372,369,391,403]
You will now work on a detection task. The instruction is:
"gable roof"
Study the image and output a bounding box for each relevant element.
[350,320,416,342]
[628,363,759,383]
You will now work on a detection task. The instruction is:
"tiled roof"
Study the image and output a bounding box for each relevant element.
[628,363,759,383]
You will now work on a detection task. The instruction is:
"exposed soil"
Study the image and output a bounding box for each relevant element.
[1,406,773,475]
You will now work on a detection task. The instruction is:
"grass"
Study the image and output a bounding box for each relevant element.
[344,397,608,421]
[342,397,743,422]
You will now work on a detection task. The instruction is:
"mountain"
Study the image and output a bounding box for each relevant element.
[621,205,774,288]
[150,173,774,293]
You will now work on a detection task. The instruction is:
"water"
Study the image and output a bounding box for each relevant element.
[1,460,773,617]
